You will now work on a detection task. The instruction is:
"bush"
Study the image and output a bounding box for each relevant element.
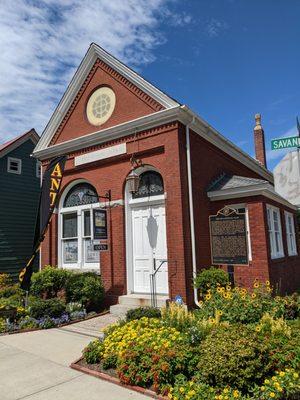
[0,273,12,289]
[66,273,104,312]
[83,339,104,364]
[31,266,71,299]
[194,267,229,294]
[0,284,23,299]
[197,325,271,392]
[161,303,196,332]
[126,307,161,322]
[29,298,66,319]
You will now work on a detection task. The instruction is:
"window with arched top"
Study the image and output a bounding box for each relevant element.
[60,182,100,270]
[63,183,98,207]
[132,171,164,199]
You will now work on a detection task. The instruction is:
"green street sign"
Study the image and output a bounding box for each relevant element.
[271,136,300,150]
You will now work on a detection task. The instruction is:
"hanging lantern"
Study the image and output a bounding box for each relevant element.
[126,168,140,194]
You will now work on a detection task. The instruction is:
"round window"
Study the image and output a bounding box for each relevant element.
[86,87,116,126]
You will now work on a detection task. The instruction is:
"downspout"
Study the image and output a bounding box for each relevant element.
[185,116,201,307]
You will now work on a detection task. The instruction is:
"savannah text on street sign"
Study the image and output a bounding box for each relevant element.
[271,136,300,150]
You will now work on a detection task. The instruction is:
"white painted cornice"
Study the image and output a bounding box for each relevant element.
[34,43,179,154]
[208,182,297,210]
[33,104,273,183]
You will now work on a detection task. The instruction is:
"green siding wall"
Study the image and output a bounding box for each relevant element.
[0,139,40,280]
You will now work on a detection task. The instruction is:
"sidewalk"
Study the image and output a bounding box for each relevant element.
[0,315,147,400]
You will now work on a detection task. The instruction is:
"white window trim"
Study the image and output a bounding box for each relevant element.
[228,203,252,262]
[284,211,298,256]
[266,204,284,259]
[36,161,41,178]
[7,157,22,174]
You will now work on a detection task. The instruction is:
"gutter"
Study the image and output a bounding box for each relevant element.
[185,116,201,308]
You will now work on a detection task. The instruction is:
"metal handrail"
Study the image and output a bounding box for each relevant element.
[150,258,167,308]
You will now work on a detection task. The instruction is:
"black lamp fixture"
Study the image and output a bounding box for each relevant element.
[126,155,142,194]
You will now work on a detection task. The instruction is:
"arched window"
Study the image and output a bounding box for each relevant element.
[64,183,98,207]
[132,171,164,199]
[59,182,100,270]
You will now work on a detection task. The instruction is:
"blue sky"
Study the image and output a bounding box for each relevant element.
[0,0,299,171]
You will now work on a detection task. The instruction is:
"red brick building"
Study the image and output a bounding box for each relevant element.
[33,43,300,310]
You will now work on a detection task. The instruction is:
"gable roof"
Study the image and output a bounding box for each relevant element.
[0,129,39,158]
[34,43,180,153]
[207,173,297,210]
[207,174,269,192]
[33,43,273,183]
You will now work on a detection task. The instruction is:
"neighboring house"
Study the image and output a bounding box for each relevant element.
[0,129,40,280]
[33,43,299,311]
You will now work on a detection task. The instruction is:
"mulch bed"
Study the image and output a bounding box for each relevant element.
[0,310,109,336]
[70,357,166,400]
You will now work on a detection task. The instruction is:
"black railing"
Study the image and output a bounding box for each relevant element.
[150,258,168,308]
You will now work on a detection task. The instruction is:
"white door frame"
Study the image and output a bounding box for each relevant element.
[125,166,167,294]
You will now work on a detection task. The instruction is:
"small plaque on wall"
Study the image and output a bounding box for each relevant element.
[209,207,248,265]
[93,209,108,240]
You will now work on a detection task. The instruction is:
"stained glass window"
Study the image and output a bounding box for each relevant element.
[132,171,164,199]
[64,183,98,207]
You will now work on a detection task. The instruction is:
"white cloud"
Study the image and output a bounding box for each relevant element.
[0,0,189,143]
[205,18,228,38]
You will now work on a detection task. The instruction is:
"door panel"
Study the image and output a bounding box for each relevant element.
[131,204,168,294]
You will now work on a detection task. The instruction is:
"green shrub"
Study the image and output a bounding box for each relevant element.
[0,318,6,333]
[197,325,271,392]
[31,266,71,299]
[0,284,22,299]
[194,267,229,294]
[0,273,12,288]
[126,307,161,322]
[66,273,104,312]
[83,339,104,364]
[29,298,66,319]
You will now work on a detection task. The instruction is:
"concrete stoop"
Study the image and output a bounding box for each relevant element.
[109,294,169,317]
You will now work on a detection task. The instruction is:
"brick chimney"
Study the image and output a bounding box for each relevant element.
[254,113,267,168]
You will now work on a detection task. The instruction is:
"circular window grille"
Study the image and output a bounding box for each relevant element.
[86,87,116,126]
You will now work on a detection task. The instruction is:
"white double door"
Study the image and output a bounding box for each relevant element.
[131,203,168,294]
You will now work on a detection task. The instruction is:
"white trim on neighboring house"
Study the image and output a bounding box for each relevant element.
[284,211,298,256]
[34,43,179,154]
[33,105,274,183]
[0,129,39,159]
[207,182,298,210]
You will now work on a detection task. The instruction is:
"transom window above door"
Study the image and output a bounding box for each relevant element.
[64,183,98,207]
[59,182,100,270]
[132,171,164,199]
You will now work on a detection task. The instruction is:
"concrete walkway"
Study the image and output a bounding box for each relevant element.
[0,315,147,400]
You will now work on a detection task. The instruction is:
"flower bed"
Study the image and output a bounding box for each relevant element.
[0,267,105,334]
[79,277,300,400]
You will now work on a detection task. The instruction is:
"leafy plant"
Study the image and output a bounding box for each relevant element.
[30,266,71,299]
[161,303,196,332]
[0,318,6,333]
[197,325,271,392]
[0,273,12,289]
[194,267,229,294]
[126,307,161,322]
[29,298,66,319]
[66,272,104,311]
[83,339,104,364]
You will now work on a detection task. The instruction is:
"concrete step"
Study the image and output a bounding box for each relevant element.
[110,294,169,317]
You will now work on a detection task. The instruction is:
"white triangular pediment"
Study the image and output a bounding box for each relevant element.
[34,43,179,154]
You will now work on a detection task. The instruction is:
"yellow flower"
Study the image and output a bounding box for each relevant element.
[223,293,229,299]
[255,326,261,332]
[279,371,285,377]
[188,390,196,396]
[267,287,272,292]
[217,287,222,293]
[205,293,212,300]
[251,293,256,299]
[264,379,270,384]
[168,393,173,399]
[253,282,260,289]
[266,280,270,286]
[260,386,265,391]
[233,390,239,398]
[293,372,299,379]
[223,388,229,393]
[179,387,185,393]
[269,392,275,398]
